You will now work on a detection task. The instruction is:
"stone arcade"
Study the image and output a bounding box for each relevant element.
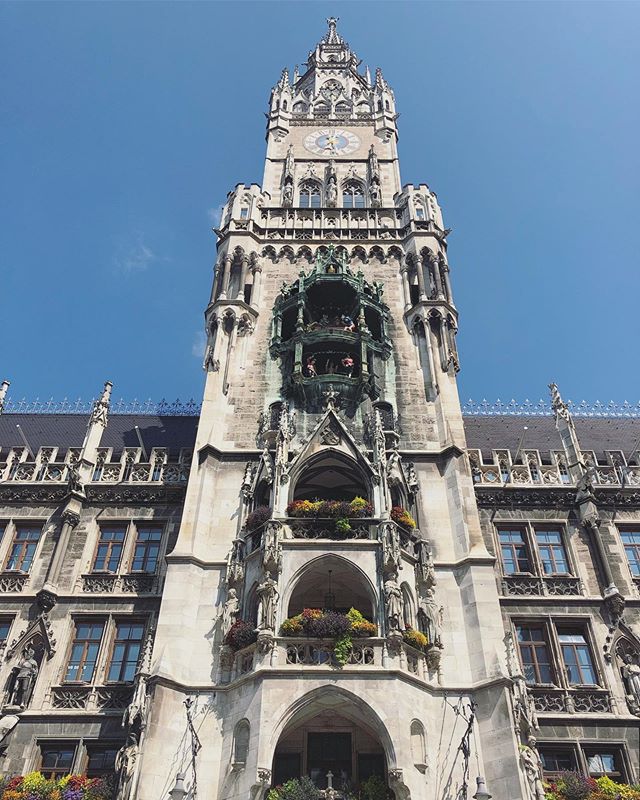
[0,19,638,800]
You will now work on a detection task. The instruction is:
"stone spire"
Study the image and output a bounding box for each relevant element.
[324,16,343,45]
[0,380,9,415]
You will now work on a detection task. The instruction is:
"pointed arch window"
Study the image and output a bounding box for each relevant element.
[342,181,365,209]
[299,181,321,209]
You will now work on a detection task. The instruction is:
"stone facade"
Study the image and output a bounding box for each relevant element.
[0,18,638,800]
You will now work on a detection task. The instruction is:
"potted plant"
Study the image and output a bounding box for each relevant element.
[224,620,258,652]
[390,506,416,531]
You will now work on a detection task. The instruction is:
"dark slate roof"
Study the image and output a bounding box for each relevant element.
[463,415,640,460]
[0,414,199,458]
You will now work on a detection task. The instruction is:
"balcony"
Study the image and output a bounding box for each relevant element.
[48,684,134,712]
[288,518,376,541]
[501,575,582,597]
[530,686,612,714]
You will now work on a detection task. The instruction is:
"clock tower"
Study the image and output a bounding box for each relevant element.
[134,19,524,800]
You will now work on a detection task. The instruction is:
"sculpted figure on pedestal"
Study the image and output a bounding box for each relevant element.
[222,588,240,637]
[621,653,640,714]
[384,574,403,631]
[257,575,279,632]
[8,647,39,709]
[519,742,546,800]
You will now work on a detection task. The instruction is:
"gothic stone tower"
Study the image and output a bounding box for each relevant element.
[135,20,525,800]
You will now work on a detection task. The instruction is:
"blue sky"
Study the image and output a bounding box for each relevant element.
[2,1,639,408]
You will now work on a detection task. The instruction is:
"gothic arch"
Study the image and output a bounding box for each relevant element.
[233,719,251,765]
[278,245,295,262]
[296,245,313,262]
[351,245,368,263]
[368,245,385,263]
[283,554,377,620]
[262,245,277,261]
[270,685,398,769]
[299,179,322,208]
[289,450,371,502]
[410,719,426,769]
[388,245,403,262]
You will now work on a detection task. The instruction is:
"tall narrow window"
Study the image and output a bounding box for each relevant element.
[621,530,640,576]
[107,621,145,682]
[6,526,41,572]
[65,621,105,682]
[39,743,77,779]
[584,749,624,780]
[516,624,554,685]
[342,181,365,209]
[92,527,126,573]
[131,527,162,573]
[499,529,531,574]
[557,629,598,685]
[534,529,569,575]
[299,182,321,209]
[0,619,11,646]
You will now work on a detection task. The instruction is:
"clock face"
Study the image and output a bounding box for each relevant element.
[304,128,360,156]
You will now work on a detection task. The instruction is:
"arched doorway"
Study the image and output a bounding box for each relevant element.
[271,688,392,791]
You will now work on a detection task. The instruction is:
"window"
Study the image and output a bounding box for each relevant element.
[535,529,569,575]
[516,625,554,685]
[499,529,531,574]
[233,720,250,765]
[0,619,12,646]
[107,621,145,682]
[621,530,640,576]
[39,742,77,779]
[130,527,162,573]
[539,747,577,778]
[85,745,119,777]
[6,525,41,572]
[342,181,365,209]
[240,207,249,219]
[558,629,598,685]
[92,527,125,573]
[65,621,105,682]
[585,749,624,779]
[415,206,425,221]
[299,182,321,209]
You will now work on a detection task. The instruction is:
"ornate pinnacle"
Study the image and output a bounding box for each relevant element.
[325,17,341,44]
[90,381,113,428]
[0,380,9,415]
[548,382,570,423]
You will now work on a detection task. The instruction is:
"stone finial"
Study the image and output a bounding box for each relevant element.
[548,382,570,422]
[325,17,342,45]
[0,380,9,414]
[90,381,113,428]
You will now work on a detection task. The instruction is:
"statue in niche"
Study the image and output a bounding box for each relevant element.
[621,652,640,714]
[115,733,138,800]
[222,588,240,638]
[257,575,279,632]
[369,181,381,207]
[326,175,338,207]
[282,183,293,207]
[415,541,436,589]
[384,574,403,631]
[262,522,282,574]
[519,742,546,800]
[7,646,39,709]
[417,588,441,647]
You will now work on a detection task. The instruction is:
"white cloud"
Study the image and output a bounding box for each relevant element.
[192,331,207,359]
[113,232,158,274]
[207,205,224,228]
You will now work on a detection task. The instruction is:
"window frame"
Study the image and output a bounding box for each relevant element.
[497,527,533,575]
[556,626,600,687]
[63,619,107,684]
[538,744,579,779]
[37,741,79,780]
[342,180,365,209]
[533,526,571,576]
[105,619,146,684]
[4,523,43,573]
[538,741,631,784]
[128,524,164,574]
[494,521,575,580]
[618,527,640,578]
[91,525,127,574]
[515,621,556,686]
[299,182,322,209]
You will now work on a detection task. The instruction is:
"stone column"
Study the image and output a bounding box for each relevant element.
[440,257,454,304]
[430,253,445,300]
[413,255,427,302]
[250,265,263,310]
[400,266,411,310]
[237,255,250,301]
[38,507,81,609]
[220,255,233,300]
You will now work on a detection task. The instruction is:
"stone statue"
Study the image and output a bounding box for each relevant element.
[621,653,640,713]
[115,734,138,800]
[381,522,401,573]
[415,541,436,589]
[222,588,240,637]
[282,183,293,207]
[369,182,381,207]
[417,588,441,646]
[513,672,539,736]
[384,575,403,631]
[519,743,545,800]
[368,144,379,176]
[8,646,39,708]
[262,521,282,574]
[326,176,337,207]
[257,575,279,632]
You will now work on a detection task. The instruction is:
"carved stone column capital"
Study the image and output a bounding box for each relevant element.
[61,510,81,529]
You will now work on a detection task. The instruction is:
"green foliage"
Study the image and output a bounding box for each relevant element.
[333,632,353,666]
[402,628,428,651]
[0,773,115,800]
[268,778,322,800]
[360,775,389,800]
[335,517,352,536]
[543,773,640,800]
